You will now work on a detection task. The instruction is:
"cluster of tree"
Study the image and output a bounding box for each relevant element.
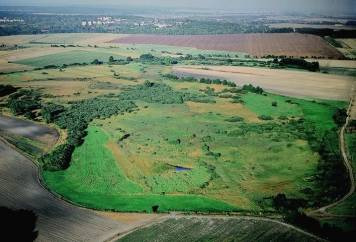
[6,89,41,119]
[274,57,320,72]
[41,103,66,123]
[241,84,264,94]
[109,55,133,65]
[333,108,347,127]
[0,84,17,97]
[163,74,237,87]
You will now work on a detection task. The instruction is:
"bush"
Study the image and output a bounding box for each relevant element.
[242,84,264,94]
[41,103,65,123]
[333,108,347,127]
[7,89,41,118]
[225,116,244,122]
[258,115,273,120]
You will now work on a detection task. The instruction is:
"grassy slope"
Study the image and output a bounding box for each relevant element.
[43,126,236,212]
[242,92,345,136]
[15,50,124,67]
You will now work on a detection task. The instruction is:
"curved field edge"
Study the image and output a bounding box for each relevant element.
[42,126,237,213]
[118,216,322,242]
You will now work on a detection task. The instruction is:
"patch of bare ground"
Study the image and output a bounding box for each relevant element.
[110,33,343,59]
[173,65,354,100]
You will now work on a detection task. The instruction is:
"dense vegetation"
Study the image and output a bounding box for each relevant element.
[276,58,320,72]
[163,74,237,87]
[0,84,17,97]
[7,89,41,119]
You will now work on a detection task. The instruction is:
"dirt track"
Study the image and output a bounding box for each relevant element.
[173,65,354,100]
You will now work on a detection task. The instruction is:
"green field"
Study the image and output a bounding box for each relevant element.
[15,50,124,67]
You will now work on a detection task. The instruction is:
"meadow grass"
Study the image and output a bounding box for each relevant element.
[43,125,236,212]
[95,100,320,210]
[242,92,346,136]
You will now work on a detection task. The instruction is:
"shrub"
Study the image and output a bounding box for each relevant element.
[242,84,264,94]
[225,116,244,122]
[258,115,273,120]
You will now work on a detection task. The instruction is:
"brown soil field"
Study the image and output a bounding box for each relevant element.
[173,65,354,100]
[110,33,343,59]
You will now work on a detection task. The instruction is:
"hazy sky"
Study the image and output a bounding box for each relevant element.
[0,0,355,14]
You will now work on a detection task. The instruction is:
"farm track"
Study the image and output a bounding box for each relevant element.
[309,86,356,218]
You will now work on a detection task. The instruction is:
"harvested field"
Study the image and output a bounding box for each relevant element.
[111,33,343,59]
[173,65,354,100]
[119,216,322,242]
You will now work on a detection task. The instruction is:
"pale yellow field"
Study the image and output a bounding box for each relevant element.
[173,65,355,100]
[307,59,356,69]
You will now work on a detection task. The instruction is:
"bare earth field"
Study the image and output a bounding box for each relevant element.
[173,65,354,100]
[111,33,343,59]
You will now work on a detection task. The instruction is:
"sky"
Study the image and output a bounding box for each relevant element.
[0,0,355,15]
